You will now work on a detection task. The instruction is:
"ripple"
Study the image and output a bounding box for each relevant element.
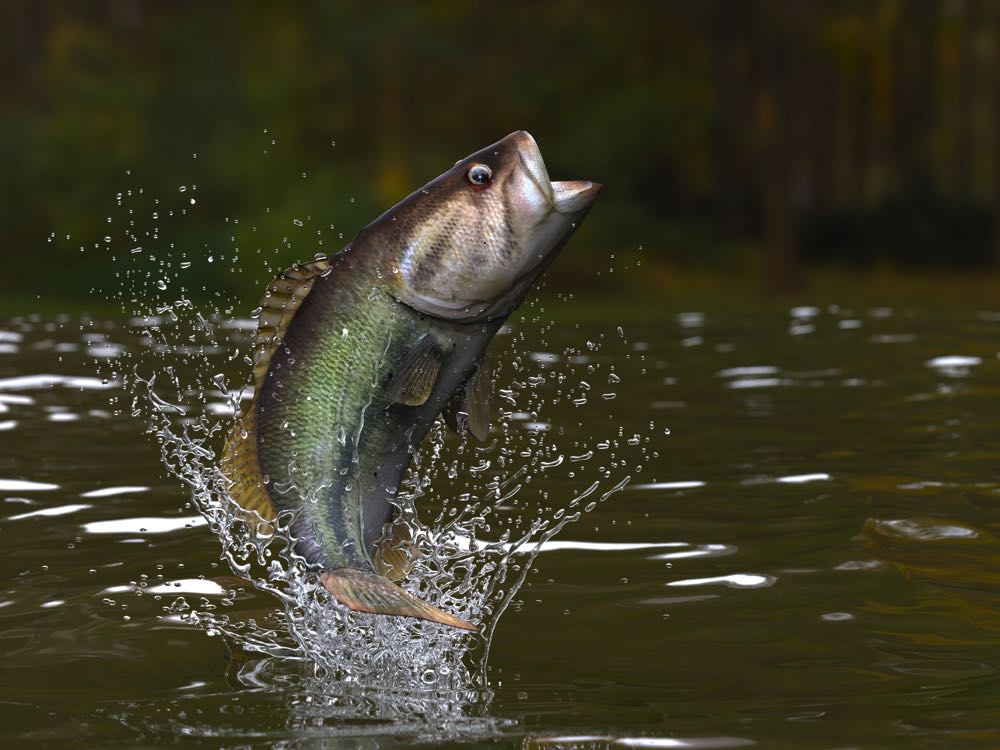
[87,343,125,359]
[632,481,706,490]
[528,352,560,364]
[718,366,778,378]
[204,402,238,416]
[821,611,854,622]
[925,355,983,377]
[144,578,228,596]
[926,355,982,368]
[872,518,979,541]
[218,317,257,330]
[726,377,785,389]
[652,543,734,561]
[790,305,819,318]
[0,374,115,391]
[82,515,208,535]
[47,413,79,423]
[776,472,831,484]
[538,540,684,553]
[453,535,687,554]
[0,479,59,491]
[871,333,915,344]
[835,560,884,571]
[667,573,775,589]
[8,503,91,520]
[676,311,705,328]
[534,735,753,748]
[0,394,33,405]
[81,486,151,498]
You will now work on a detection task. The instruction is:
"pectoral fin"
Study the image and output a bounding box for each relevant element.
[386,334,442,406]
[320,568,476,631]
[443,357,492,442]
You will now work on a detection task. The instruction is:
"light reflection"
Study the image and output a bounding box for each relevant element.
[776,472,831,484]
[873,518,978,541]
[82,515,207,534]
[456,536,687,554]
[652,544,733,561]
[821,612,854,622]
[8,503,91,520]
[926,355,982,377]
[0,374,115,390]
[533,736,754,748]
[0,479,59,491]
[632,481,705,490]
[726,377,784,390]
[667,574,774,589]
[81,486,151,498]
[718,366,779,378]
[790,305,819,318]
[145,578,228,596]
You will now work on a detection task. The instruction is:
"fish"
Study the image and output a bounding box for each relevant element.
[221,131,600,630]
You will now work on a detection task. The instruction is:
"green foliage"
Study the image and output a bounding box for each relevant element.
[3,1,999,304]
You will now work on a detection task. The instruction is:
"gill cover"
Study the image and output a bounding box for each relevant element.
[382,130,601,322]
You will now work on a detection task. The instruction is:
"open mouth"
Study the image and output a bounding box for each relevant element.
[552,180,602,214]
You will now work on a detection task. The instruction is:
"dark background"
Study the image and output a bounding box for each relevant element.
[4,0,1000,310]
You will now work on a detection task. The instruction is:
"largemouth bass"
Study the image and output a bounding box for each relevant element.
[222,131,600,630]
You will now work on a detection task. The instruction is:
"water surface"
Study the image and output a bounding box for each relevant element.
[2,304,999,748]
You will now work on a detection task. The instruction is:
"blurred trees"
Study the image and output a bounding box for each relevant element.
[2,0,1000,301]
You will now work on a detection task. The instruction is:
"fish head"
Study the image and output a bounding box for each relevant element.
[379,131,601,321]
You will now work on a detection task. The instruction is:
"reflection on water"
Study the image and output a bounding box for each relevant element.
[0,304,999,747]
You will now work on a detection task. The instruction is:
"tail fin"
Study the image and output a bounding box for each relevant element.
[320,568,476,631]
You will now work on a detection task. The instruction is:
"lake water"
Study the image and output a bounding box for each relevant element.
[2,303,999,749]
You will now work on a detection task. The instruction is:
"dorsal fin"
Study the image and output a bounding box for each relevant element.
[221,258,332,521]
[250,258,332,391]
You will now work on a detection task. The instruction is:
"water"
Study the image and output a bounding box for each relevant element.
[2,303,999,748]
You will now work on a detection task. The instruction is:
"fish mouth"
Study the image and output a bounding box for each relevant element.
[552,180,602,214]
[508,130,602,216]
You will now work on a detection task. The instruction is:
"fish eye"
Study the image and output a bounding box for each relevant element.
[466,163,493,187]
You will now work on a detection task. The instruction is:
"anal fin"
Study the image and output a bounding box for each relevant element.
[320,568,476,631]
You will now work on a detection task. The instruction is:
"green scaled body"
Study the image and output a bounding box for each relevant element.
[221,131,601,630]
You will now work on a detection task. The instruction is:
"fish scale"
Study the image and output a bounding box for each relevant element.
[260,278,405,569]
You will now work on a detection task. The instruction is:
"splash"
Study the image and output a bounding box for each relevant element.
[94,172,655,725]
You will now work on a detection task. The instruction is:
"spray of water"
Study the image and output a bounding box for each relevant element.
[93,166,657,729]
